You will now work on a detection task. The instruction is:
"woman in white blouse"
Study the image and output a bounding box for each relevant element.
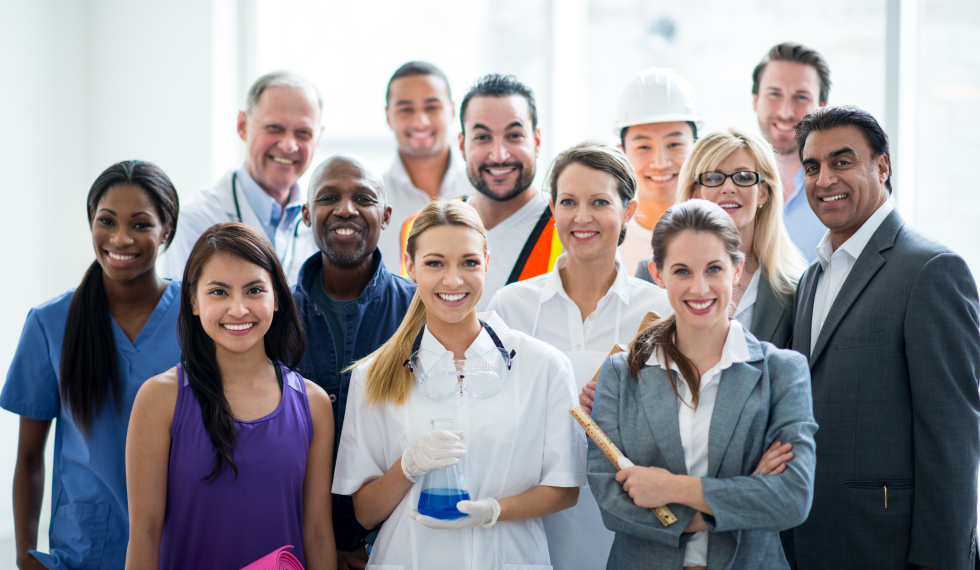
[589,199,816,569]
[333,199,584,570]
[488,141,672,570]
[676,127,806,348]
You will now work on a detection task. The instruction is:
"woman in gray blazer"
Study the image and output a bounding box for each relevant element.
[589,200,816,569]
[636,128,806,348]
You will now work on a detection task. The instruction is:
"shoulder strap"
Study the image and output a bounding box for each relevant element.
[506,205,559,284]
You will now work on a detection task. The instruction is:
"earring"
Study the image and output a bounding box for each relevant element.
[758,204,764,209]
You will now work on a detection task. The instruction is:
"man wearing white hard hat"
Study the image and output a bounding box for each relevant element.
[752,42,830,263]
[613,68,704,279]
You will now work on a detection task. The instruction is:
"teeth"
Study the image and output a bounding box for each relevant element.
[438,293,467,302]
[822,194,847,202]
[409,132,432,139]
[687,300,713,310]
[648,175,673,182]
[335,228,355,236]
[773,122,795,132]
[487,168,514,176]
[720,203,741,210]
[572,231,597,238]
[107,251,137,261]
[223,323,254,331]
[271,156,295,165]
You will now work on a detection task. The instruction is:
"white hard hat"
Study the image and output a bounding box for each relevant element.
[613,68,705,135]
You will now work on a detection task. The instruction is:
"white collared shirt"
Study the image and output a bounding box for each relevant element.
[333,313,585,570]
[647,320,751,567]
[488,254,672,354]
[378,151,474,274]
[810,200,894,352]
[733,269,761,330]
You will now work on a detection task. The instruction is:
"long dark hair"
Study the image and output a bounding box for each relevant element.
[178,222,306,483]
[627,199,743,409]
[60,160,179,434]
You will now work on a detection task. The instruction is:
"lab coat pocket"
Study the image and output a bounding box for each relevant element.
[503,565,553,570]
[48,502,110,569]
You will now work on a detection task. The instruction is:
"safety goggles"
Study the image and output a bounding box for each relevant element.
[404,320,516,400]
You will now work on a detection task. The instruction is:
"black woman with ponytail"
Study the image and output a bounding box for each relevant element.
[587,199,817,569]
[1,160,181,570]
[125,222,337,570]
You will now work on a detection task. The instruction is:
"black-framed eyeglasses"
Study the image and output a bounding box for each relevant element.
[697,171,760,187]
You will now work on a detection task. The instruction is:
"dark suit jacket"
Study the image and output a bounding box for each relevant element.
[786,208,980,570]
[636,260,795,348]
[589,328,817,569]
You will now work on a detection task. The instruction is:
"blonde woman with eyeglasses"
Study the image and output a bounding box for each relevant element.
[675,127,807,348]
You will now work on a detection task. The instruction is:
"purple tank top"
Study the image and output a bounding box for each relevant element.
[159,363,312,570]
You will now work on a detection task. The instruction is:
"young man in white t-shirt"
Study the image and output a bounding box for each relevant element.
[457,74,559,310]
[379,61,474,276]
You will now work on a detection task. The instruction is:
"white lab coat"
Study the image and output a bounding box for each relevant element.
[487,256,672,570]
[333,312,586,570]
[157,167,318,284]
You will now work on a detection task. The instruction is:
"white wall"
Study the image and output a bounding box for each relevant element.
[0,0,243,557]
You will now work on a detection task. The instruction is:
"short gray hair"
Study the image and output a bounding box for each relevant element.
[245,70,323,116]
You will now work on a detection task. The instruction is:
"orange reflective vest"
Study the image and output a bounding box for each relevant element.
[399,200,562,283]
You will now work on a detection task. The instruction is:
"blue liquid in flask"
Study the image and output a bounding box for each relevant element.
[418,488,471,520]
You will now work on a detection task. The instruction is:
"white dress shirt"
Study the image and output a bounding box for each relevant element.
[733,269,761,330]
[488,254,672,355]
[810,201,894,352]
[378,151,474,275]
[647,320,751,567]
[488,254,670,570]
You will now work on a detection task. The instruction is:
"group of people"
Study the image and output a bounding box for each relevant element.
[2,40,979,570]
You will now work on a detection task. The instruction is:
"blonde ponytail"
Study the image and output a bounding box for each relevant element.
[347,199,488,407]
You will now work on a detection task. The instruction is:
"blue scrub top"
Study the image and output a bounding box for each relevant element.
[0,280,182,570]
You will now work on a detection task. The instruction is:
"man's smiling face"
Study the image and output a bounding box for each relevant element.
[753,60,823,156]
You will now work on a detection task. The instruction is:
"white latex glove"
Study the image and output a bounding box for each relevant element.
[401,430,466,482]
[409,497,501,530]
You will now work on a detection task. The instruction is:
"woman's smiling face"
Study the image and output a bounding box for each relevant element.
[192,252,278,357]
[653,229,742,332]
[693,149,768,239]
[552,162,634,263]
[406,225,489,326]
[91,184,169,282]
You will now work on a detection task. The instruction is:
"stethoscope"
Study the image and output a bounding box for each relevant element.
[231,171,304,238]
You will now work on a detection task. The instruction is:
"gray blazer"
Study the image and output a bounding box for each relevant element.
[786,209,980,570]
[635,260,795,348]
[588,327,817,569]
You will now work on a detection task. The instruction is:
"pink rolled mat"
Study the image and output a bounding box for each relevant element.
[239,545,304,570]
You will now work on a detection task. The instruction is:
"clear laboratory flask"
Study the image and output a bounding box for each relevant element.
[418,418,471,520]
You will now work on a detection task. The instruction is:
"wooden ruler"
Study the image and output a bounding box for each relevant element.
[570,406,677,526]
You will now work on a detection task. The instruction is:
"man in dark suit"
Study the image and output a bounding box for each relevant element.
[784,105,980,569]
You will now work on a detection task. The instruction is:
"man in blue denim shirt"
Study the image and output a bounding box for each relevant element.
[293,154,416,568]
[752,43,832,263]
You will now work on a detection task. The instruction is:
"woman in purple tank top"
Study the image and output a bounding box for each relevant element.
[124,223,337,570]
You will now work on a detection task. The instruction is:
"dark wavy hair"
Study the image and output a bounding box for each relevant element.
[460,73,537,134]
[61,160,179,434]
[178,222,305,483]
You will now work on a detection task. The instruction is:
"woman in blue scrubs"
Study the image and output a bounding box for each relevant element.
[1,161,181,570]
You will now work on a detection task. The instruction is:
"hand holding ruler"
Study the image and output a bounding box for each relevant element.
[569,406,677,526]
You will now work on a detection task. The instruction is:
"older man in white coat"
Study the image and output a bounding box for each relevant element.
[159,70,323,283]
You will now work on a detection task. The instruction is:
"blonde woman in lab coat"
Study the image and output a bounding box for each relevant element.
[333,199,584,570]
[488,141,673,569]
